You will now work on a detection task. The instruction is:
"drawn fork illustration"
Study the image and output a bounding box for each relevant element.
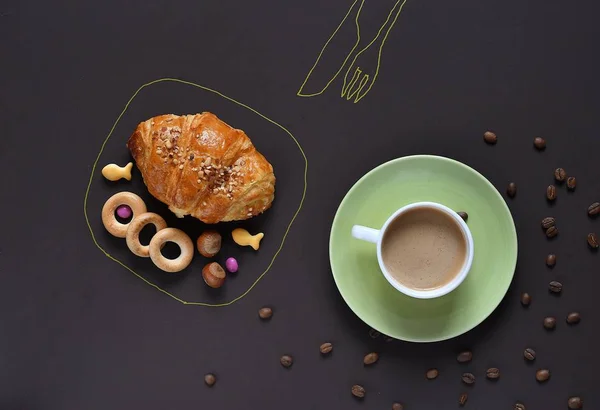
[297,0,410,104]
[341,0,409,103]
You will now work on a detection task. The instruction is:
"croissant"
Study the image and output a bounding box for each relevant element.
[126,112,275,224]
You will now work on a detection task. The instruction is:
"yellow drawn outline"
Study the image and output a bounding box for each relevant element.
[297,0,410,103]
[296,0,365,97]
[83,78,308,307]
[341,0,409,103]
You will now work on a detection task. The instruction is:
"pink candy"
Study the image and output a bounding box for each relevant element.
[225,257,238,273]
[116,204,132,219]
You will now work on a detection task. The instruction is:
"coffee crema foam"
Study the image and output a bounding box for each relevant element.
[381,207,467,290]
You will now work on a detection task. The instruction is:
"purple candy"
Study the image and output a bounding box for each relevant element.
[116,204,132,219]
[225,257,238,273]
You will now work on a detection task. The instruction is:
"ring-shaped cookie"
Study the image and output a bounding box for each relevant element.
[126,212,168,257]
[102,192,147,238]
[148,228,194,273]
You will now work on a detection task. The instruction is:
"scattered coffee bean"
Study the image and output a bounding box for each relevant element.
[392,403,404,410]
[320,342,333,354]
[426,368,439,380]
[351,384,365,398]
[457,211,468,222]
[524,348,536,361]
[534,136,546,150]
[459,393,468,406]
[484,131,497,144]
[566,312,581,324]
[568,396,583,409]
[514,402,526,410]
[507,182,517,198]
[587,233,599,249]
[567,177,577,190]
[486,367,500,380]
[588,202,600,216]
[546,254,556,267]
[549,281,563,294]
[546,185,557,201]
[554,168,567,183]
[363,352,379,365]
[536,369,550,382]
[543,317,557,329]
[258,307,273,319]
[457,351,473,363]
[541,217,556,229]
[462,372,475,385]
[280,355,293,368]
[204,373,216,387]
[546,226,558,238]
[521,292,531,306]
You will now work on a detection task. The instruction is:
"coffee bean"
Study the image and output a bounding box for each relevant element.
[319,342,333,354]
[280,355,293,368]
[554,168,567,182]
[546,185,557,201]
[541,217,556,229]
[392,403,404,410]
[486,367,500,380]
[204,373,216,387]
[462,372,475,385]
[484,131,497,144]
[534,136,546,150]
[426,368,439,380]
[521,292,531,306]
[567,312,581,324]
[524,348,536,361]
[546,226,558,238]
[587,233,599,249]
[457,211,468,222]
[543,317,557,329]
[363,352,379,365]
[258,307,273,319]
[568,396,583,409]
[457,350,473,363]
[549,281,563,294]
[507,182,517,198]
[588,202,600,216]
[351,384,365,398]
[459,393,468,406]
[567,177,577,190]
[536,369,550,382]
[514,402,526,410]
[546,254,556,267]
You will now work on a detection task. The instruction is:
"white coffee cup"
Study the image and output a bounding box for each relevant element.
[351,202,474,299]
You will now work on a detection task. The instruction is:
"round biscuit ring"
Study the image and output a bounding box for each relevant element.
[149,228,194,273]
[102,192,147,238]
[125,212,168,257]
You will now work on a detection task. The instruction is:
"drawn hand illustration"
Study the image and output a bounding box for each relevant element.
[297,0,410,104]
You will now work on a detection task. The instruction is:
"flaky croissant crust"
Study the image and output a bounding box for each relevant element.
[127,112,275,224]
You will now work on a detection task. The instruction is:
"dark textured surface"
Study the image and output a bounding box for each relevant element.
[1,0,599,408]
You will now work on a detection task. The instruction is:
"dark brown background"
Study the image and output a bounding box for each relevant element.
[1,0,599,408]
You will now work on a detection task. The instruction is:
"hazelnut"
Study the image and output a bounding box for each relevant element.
[202,262,226,288]
[196,230,222,257]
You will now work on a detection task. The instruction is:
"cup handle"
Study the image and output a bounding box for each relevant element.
[351,225,380,244]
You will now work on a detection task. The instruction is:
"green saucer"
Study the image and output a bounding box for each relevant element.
[329,155,518,343]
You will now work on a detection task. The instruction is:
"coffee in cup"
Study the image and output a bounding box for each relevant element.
[352,202,474,299]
